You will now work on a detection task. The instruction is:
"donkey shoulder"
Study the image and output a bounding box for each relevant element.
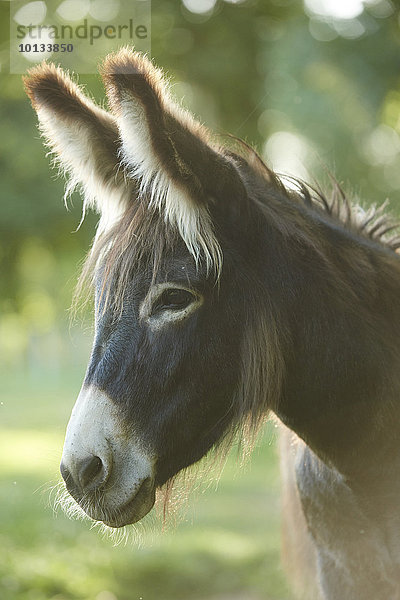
[279,421,399,599]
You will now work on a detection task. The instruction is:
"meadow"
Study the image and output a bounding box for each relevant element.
[0,365,292,600]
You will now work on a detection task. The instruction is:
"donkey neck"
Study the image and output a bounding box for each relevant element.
[266,203,400,482]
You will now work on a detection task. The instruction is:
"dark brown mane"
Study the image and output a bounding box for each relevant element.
[280,176,400,251]
[75,200,178,314]
[231,137,400,252]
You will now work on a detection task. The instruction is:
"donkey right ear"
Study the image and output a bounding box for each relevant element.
[23,62,131,229]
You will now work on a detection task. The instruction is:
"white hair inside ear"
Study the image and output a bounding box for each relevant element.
[24,63,133,233]
[101,51,223,276]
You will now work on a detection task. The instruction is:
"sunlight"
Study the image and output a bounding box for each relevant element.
[13,1,46,26]
[304,0,365,20]
[363,124,400,166]
[263,130,313,183]
[182,0,217,15]
[89,0,120,22]
[57,0,90,22]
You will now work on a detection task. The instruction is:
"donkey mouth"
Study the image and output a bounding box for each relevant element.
[65,476,156,528]
[100,478,156,528]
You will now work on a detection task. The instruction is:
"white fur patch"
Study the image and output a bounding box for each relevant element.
[35,104,131,234]
[139,282,203,330]
[61,385,155,524]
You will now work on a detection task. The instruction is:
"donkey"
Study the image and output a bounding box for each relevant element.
[24,49,400,599]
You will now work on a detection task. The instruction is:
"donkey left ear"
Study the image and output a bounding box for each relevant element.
[100,49,244,264]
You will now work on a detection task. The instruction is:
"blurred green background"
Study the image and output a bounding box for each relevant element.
[1,0,400,599]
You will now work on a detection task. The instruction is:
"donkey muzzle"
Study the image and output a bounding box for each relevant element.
[60,385,156,527]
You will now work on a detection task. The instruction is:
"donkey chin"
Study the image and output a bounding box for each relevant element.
[60,385,156,528]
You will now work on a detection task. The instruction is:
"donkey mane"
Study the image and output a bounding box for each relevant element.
[231,138,400,253]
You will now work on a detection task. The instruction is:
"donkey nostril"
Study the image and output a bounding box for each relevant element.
[78,455,104,490]
[60,461,73,486]
[60,455,108,495]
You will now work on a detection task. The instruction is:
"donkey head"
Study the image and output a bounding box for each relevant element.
[24,50,281,527]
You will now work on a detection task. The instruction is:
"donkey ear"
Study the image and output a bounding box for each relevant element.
[100,50,243,203]
[23,62,132,229]
[100,49,244,266]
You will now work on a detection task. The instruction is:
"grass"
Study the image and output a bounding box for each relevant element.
[0,366,293,600]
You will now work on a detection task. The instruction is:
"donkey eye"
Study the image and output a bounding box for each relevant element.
[152,289,195,314]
